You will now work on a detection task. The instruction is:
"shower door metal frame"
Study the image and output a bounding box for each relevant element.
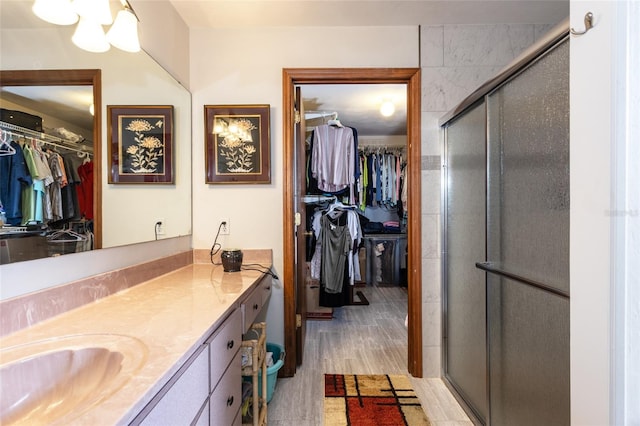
[441,98,490,426]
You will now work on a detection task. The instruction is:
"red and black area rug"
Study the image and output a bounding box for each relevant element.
[324,374,431,425]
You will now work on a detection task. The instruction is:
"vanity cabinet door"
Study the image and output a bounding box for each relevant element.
[209,351,242,425]
[134,346,209,426]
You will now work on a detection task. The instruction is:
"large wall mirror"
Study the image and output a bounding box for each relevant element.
[0,1,192,267]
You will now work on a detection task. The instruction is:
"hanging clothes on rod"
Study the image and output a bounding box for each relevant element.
[307,121,360,205]
[308,199,366,307]
[0,120,94,228]
[357,146,406,211]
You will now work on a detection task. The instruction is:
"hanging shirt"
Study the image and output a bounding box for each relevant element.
[375,153,382,203]
[47,152,65,221]
[33,148,54,222]
[21,144,45,225]
[311,124,355,203]
[320,212,352,294]
[77,161,94,220]
[0,141,32,225]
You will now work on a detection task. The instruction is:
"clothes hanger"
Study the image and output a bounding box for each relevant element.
[0,129,17,156]
[48,226,87,241]
[327,113,343,128]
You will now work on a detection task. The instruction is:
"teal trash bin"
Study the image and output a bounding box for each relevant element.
[260,343,285,403]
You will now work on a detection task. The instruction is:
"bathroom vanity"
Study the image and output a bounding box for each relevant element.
[0,253,272,425]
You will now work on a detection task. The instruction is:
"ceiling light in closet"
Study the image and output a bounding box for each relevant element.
[380,100,395,117]
[32,0,141,53]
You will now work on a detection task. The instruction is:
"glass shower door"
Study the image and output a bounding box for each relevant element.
[483,38,570,426]
[443,101,488,424]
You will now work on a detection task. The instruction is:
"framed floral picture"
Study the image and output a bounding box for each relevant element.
[107,105,174,184]
[204,104,270,184]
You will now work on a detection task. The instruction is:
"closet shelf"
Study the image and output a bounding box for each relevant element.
[0,120,93,155]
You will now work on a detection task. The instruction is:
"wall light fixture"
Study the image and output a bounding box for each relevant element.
[32,0,140,53]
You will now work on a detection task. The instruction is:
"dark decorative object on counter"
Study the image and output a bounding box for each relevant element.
[221,248,243,272]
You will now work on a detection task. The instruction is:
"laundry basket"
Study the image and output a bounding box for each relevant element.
[259,343,285,403]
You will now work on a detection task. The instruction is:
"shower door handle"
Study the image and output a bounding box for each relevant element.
[475,262,569,299]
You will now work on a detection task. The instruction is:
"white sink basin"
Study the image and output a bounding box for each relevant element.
[0,334,147,425]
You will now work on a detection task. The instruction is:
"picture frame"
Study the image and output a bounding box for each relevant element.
[204,104,270,184]
[107,105,174,184]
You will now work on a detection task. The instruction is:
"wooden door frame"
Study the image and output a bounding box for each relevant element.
[282,68,423,378]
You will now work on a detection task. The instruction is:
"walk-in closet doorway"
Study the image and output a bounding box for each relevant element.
[282,68,423,378]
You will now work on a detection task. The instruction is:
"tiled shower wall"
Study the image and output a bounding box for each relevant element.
[419,23,558,377]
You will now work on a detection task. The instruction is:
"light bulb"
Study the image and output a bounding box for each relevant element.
[106,8,140,52]
[380,100,395,117]
[32,0,78,26]
[72,17,110,53]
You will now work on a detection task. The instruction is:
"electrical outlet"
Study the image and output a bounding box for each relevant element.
[220,218,230,235]
[155,218,165,235]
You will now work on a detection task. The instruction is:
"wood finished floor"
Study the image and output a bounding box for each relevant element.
[267,285,473,425]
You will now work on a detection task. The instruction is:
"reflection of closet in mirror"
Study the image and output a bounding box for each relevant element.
[0,69,101,265]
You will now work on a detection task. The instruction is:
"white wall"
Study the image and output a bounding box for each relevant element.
[570,2,610,424]
[189,25,419,348]
[570,1,638,424]
[134,0,191,89]
[619,4,640,423]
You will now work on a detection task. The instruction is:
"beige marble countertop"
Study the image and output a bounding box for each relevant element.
[0,258,272,425]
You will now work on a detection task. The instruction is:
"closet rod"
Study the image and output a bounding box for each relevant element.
[0,120,93,155]
[359,145,405,153]
[305,110,338,119]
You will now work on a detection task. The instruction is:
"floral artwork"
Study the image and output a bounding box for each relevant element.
[108,106,174,184]
[214,117,258,173]
[205,105,270,184]
[123,118,165,174]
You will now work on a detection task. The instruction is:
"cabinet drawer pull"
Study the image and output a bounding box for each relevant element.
[227,395,234,406]
[253,303,259,310]
[264,286,271,291]
[227,340,234,350]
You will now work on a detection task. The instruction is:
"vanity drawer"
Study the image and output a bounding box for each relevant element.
[208,308,242,391]
[209,351,241,426]
[241,275,272,333]
[259,275,272,306]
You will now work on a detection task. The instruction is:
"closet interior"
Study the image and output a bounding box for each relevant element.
[300,84,408,320]
[0,91,95,265]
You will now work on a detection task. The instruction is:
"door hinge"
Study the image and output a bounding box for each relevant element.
[296,313,302,328]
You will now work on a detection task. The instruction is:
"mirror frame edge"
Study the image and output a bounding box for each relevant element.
[0,69,102,248]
